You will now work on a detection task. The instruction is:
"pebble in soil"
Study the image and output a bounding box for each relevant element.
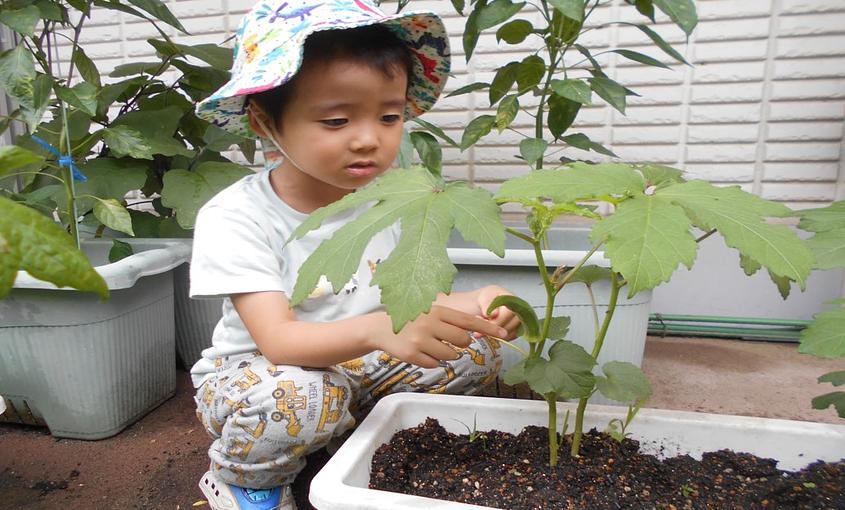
[370,418,845,510]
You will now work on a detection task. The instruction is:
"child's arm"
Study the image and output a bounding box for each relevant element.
[231,291,509,369]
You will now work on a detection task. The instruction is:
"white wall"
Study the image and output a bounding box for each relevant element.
[64,0,844,209]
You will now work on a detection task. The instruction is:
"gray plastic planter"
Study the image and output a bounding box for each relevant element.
[449,227,651,404]
[0,239,190,439]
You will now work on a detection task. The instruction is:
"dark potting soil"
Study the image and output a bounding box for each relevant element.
[370,418,845,510]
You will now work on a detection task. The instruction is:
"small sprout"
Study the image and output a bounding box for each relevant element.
[803,481,817,489]
[680,483,694,498]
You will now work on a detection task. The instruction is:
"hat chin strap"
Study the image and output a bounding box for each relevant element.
[251,107,309,175]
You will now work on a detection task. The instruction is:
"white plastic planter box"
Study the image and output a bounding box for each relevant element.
[0,239,190,439]
[449,227,651,405]
[310,393,845,510]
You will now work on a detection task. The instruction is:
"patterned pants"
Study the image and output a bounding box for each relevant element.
[195,336,502,488]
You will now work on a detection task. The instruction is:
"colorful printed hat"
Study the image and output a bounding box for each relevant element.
[196,0,451,139]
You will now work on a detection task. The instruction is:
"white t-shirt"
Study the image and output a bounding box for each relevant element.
[189,170,399,387]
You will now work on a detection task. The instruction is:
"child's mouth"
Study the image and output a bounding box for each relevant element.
[347,161,378,177]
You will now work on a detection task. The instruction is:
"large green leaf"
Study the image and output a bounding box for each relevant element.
[652,0,698,36]
[590,77,628,114]
[656,180,812,288]
[798,201,845,233]
[547,95,581,139]
[126,0,186,33]
[819,370,845,387]
[799,303,845,359]
[148,39,233,70]
[373,200,456,331]
[560,133,617,157]
[548,0,584,21]
[610,49,670,69]
[161,162,252,229]
[0,46,38,129]
[496,162,644,204]
[551,79,592,105]
[291,196,423,306]
[519,138,547,166]
[495,94,519,132]
[56,82,99,117]
[632,24,689,65]
[525,340,595,397]
[460,115,495,151]
[477,0,525,31]
[637,163,685,187]
[0,6,40,36]
[410,131,442,176]
[72,47,102,88]
[93,198,134,236]
[489,62,518,105]
[547,316,571,341]
[411,117,459,148]
[53,158,147,215]
[110,106,193,158]
[496,19,534,44]
[0,197,108,298]
[806,230,845,270]
[592,194,696,296]
[812,391,845,418]
[595,361,653,403]
[292,168,505,331]
[0,145,44,177]
[516,55,545,93]
[103,126,155,160]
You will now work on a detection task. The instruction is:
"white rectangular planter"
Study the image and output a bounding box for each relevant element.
[310,393,845,510]
[0,239,190,439]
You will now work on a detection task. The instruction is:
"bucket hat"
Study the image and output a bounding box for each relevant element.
[196,0,451,139]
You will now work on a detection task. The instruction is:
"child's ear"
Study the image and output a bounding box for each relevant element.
[246,101,275,138]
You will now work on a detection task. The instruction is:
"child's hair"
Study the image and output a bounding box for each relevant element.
[249,24,414,127]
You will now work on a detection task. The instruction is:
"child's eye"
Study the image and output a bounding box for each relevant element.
[382,114,401,123]
[320,118,347,127]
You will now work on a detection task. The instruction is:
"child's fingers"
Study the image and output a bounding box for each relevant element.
[439,307,507,340]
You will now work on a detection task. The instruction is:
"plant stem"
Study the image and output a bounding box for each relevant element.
[695,228,717,243]
[66,3,92,85]
[570,271,621,457]
[505,226,535,244]
[546,393,559,466]
[586,284,600,336]
[532,239,556,357]
[552,237,605,295]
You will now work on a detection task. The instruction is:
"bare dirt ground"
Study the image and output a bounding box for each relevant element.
[0,336,841,509]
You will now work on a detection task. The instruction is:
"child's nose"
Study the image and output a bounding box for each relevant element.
[350,124,379,152]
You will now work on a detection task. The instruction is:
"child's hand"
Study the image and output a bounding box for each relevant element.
[475,285,521,340]
[370,305,508,369]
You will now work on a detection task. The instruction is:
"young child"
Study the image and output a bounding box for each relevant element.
[191,1,520,509]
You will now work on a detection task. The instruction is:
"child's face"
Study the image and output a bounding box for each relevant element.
[268,58,407,210]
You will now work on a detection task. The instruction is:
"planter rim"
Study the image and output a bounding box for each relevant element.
[13,238,191,291]
[310,393,845,510]
[447,247,610,268]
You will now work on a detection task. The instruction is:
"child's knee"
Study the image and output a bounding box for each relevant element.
[246,366,354,444]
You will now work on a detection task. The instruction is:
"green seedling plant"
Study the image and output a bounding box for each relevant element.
[289,0,814,469]
[796,201,845,419]
[452,415,489,446]
[0,0,252,298]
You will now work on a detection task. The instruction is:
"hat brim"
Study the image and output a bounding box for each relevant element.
[195,11,450,140]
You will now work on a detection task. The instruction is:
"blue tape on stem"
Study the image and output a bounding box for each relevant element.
[30,134,87,182]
